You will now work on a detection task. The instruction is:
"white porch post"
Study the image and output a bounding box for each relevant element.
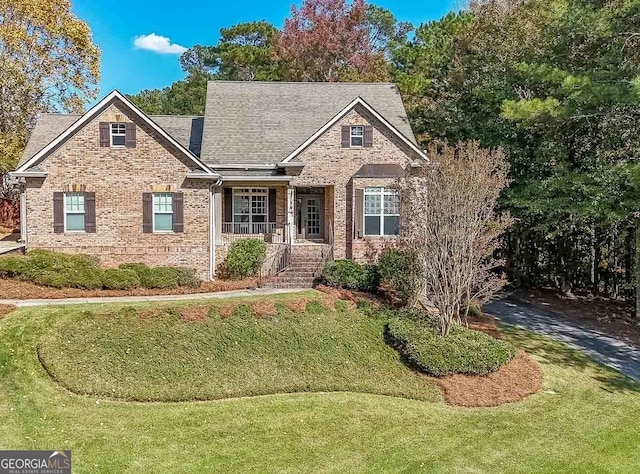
[20,188,27,245]
[287,186,295,244]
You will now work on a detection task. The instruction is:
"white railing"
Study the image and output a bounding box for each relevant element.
[223,222,277,235]
[221,222,288,244]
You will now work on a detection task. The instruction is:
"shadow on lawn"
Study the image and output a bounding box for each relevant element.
[502,325,640,394]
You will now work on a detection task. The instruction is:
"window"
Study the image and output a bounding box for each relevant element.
[65,193,86,232]
[350,126,364,147]
[364,187,399,236]
[153,193,174,232]
[111,123,126,147]
[233,188,268,233]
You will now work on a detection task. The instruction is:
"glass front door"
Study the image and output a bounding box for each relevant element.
[296,194,324,239]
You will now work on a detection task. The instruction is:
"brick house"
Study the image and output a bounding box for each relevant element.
[11,82,428,284]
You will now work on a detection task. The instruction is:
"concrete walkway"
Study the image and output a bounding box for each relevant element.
[486,297,640,382]
[0,287,308,308]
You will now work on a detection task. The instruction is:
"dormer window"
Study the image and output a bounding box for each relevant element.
[350,126,364,147]
[111,123,126,147]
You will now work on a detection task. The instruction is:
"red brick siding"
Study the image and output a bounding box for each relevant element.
[24,102,212,277]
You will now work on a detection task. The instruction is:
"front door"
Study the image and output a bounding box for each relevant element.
[296,194,324,240]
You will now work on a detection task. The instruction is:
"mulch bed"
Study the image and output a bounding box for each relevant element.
[432,350,542,407]
[180,306,210,323]
[0,304,16,319]
[431,312,543,407]
[0,277,258,300]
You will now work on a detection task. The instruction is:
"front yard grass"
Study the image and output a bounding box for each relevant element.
[1,291,639,473]
[37,292,439,401]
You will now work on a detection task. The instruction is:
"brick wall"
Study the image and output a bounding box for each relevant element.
[290,105,419,262]
[24,101,212,278]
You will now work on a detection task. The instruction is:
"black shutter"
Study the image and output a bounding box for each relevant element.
[364,126,373,147]
[99,122,110,147]
[85,192,96,233]
[173,192,184,233]
[268,188,277,223]
[341,126,351,148]
[53,192,64,233]
[142,193,153,233]
[125,122,137,148]
[354,189,364,239]
[224,188,233,223]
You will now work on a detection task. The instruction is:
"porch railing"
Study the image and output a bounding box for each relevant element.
[258,243,292,287]
[221,222,287,244]
[313,220,335,280]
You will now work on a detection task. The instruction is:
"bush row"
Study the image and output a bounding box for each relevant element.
[322,248,422,304]
[0,250,200,290]
[386,310,516,376]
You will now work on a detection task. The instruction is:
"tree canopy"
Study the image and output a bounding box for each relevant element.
[0,0,100,173]
[393,0,640,296]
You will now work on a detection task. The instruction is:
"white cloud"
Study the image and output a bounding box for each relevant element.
[133,33,187,55]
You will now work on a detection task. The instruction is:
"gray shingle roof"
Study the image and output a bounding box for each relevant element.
[18,82,418,170]
[18,114,204,168]
[199,81,416,166]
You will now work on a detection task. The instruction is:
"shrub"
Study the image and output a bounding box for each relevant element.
[377,248,424,306]
[0,250,104,289]
[0,256,28,277]
[321,259,379,293]
[119,263,152,285]
[101,269,141,290]
[143,267,180,289]
[225,239,267,279]
[175,267,201,288]
[33,270,68,289]
[387,311,516,376]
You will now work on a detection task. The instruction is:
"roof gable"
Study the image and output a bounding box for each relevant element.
[16,90,217,177]
[200,81,420,166]
[280,97,429,164]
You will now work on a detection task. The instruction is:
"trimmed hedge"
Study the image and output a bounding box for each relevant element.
[377,248,424,306]
[119,263,200,289]
[0,250,200,290]
[387,311,516,376]
[225,239,267,279]
[101,269,141,290]
[322,259,379,293]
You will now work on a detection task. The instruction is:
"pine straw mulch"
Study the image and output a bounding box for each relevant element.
[430,313,543,407]
[317,286,543,407]
[0,277,258,300]
[433,350,542,407]
[180,306,210,323]
[0,304,16,319]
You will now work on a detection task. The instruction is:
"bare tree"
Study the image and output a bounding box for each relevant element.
[398,142,513,336]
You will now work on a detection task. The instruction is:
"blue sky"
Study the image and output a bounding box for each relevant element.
[72,0,457,97]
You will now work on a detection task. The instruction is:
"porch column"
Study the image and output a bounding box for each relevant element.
[287,186,295,244]
[214,186,223,245]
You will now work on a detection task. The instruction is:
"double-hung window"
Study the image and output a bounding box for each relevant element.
[350,126,364,147]
[153,193,174,232]
[232,188,268,233]
[111,123,126,147]
[364,187,399,236]
[65,193,86,232]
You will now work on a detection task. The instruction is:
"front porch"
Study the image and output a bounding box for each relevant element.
[218,185,334,246]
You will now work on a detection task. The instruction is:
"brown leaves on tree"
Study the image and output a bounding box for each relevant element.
[275,0,388,82]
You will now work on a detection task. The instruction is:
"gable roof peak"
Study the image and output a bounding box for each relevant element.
[16,89,218,177]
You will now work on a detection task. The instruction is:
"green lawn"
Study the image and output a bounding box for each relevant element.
[1,291,639,473]
[37,293,439,401]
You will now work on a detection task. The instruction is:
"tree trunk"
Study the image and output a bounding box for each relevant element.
[635,216,640,318]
